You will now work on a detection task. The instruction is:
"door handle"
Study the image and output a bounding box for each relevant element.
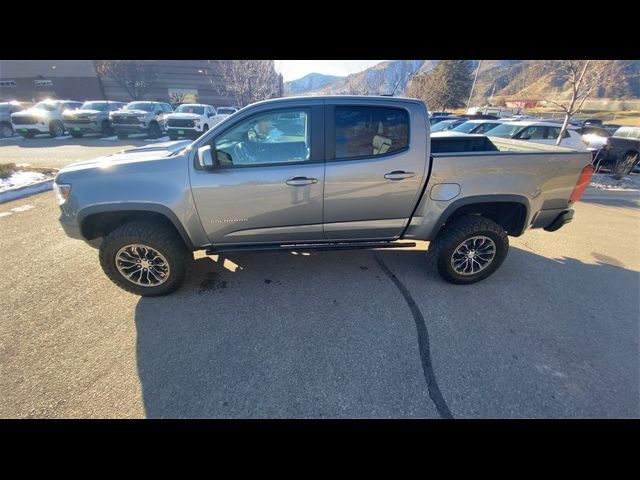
[384,171,415,180]
[286,177,318,186]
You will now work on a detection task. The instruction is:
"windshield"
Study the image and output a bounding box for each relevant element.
[33,101,59,111]
[451,121,479,134]
[485,123,524,138]
[176,105,205,114]
[431,120,460,132]
[217,108,236,115]
[80,102,109,111]
[124,102,155,112]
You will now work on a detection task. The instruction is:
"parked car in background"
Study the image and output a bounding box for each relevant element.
[11,99,82,138]
[459,114,500,120]
[571,118,603,127]
[602,124,622,134]
[0,101,33,138]
[110,101,173,139]
[579,125,612,151]
[429,115,458,125]
[63,101,126,138]
[430,117,468,132]
[433,119,507,136]
[211,106,239,126]
[484,121,588,150]
[430,111,451,117]
[166,103,217,140]
[595,126,640,179]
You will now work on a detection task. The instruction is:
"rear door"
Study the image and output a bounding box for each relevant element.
[322,101,428,240]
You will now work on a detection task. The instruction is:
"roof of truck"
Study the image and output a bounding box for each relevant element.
[248,95,426,108]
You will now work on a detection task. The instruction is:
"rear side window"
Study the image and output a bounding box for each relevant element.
[335,106,409,159]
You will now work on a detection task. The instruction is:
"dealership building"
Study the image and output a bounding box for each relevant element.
[0,60,259,107]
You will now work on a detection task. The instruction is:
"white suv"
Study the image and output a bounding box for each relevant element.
[166,103,217,140]
[485,121,588,150]
[11,99,82,138]
[210,106,239,127]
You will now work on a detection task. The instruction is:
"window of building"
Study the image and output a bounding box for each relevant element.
[0,80,17,87]
[34,79,53,87]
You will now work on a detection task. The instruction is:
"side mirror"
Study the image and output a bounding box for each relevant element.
[208,113,214,117]
[197,145,215,169]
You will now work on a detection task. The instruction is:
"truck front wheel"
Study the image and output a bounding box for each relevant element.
[428,215,509,285]
[99,221,191,296]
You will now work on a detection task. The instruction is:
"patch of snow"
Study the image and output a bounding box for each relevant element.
[0,212,12,218]
[0,180,53,204]
[589,173,640,191]
[11,204,34,213]
[0,171,46,192]
[100,136,118,141]
[53,135,73,140]
[145,136,170,142]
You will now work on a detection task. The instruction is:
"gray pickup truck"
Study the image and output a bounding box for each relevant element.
[54,96,594,296]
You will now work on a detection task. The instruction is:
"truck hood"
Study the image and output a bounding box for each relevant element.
[64,109,102,117]
[166,113,201,120]
[12,108,48,117]
[111,110,149,116]
[60,140,192,173]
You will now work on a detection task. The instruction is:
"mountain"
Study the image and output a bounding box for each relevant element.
[284,60,640,101]
[284,73,342,95]
[285,60,429,96]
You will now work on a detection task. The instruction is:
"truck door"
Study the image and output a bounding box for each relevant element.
[190,105,325,244]
[322,103,427,240]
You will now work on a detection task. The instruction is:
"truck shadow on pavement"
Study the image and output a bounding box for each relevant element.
[134,246,640,419]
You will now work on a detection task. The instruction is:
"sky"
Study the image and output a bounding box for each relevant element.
[274,60,385,82]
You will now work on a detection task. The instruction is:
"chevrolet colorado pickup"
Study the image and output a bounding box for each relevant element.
[54,96,594,296]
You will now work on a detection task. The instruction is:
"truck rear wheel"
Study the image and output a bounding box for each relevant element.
[428,215,509,285]
[99,221,191,296]
[148,122,161,139]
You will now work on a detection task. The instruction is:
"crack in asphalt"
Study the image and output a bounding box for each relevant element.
[374,253,454,419]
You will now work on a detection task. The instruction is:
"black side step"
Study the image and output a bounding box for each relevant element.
[205,241,417,255]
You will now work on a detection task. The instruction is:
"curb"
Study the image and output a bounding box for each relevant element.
[0,178,55,204]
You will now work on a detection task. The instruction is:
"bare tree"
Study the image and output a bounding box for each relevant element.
[168,91,189,105]
[96,60,159,100]
[526,61,630,145]
[405,61,473,112]
[206,60,282,107]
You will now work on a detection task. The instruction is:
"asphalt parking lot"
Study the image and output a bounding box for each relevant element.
[0,140,639,418]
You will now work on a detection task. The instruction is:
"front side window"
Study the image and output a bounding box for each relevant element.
[335,106,409,159]
[517,126,546,140]
[214,109,310,167]
[473,122,502,134]
[217,107,236,115]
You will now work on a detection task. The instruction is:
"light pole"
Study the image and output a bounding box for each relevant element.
[466,60,482,112]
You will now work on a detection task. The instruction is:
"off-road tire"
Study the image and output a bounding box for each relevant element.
[427,215,509,285]
[99,221,191,296]
[0,123,13,138]
[168,132,179,141]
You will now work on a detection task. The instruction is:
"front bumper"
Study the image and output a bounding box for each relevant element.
[14,124,49,134]
[167,126,203,138]
[64,122,102,134]
[112,123,149,134]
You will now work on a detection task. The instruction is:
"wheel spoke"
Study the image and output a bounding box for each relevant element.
[115,244,171,287]
[450,236,497,276]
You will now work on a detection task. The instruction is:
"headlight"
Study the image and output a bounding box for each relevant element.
[53,182,72,205]
[194,119,201,127]
[137,116,147,121]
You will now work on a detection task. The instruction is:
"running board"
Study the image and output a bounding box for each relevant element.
[205,241,416,255]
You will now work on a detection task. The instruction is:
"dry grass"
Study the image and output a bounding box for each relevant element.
[0,162,57,179]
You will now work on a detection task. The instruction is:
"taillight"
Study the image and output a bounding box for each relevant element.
[569,164,594,203]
